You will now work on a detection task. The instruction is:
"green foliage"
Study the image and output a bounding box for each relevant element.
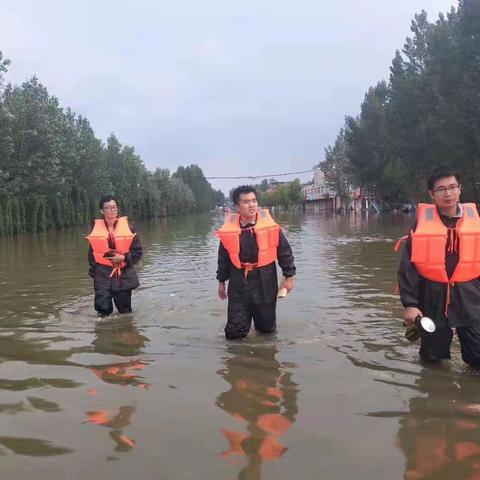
[214,189,225,206]
[324,3,480,204]
[226,179,302,209]
[258,179,302,209]
[152,167,196,215]
[322,129,352,204]
[0,51,217,236]
[0,51,10,86]
[173,164,218,213]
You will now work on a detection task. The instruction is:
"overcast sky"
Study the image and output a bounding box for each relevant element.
[0,0,456,193]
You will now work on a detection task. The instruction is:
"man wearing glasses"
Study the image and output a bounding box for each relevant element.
[87,195,142,317]
[397,168,480,366]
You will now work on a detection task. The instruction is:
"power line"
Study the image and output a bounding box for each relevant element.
[205,168,314,180]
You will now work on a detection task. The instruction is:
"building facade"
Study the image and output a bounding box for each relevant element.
[301,166,338,212]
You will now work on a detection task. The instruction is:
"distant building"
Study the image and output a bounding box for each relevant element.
[266,180,289,193]
[301,166,338,211]
[301,165,381,213]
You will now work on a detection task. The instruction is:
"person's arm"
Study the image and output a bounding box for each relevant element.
[398,234,423,325]
[88,245,96,277]
[111,226,142,266]
[217,242,230,299]
[277,230,296,292]
[124,234,142,265]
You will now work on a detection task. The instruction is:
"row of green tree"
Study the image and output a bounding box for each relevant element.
[258,179,302,209]
[0,53,224,236]
[228,178,303,209]
[321,0,480,206]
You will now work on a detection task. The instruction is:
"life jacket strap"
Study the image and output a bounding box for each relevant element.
[445,281,455,317]
[109,265,123,285]
[241,262,258,278]
[447,227,459,253]
[394,235,408,252]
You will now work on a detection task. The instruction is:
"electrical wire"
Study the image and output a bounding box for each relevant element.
[205,168,314,180]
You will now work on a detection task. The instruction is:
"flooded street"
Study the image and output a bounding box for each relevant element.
[0,212,479,479]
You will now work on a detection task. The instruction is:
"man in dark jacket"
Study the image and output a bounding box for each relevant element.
[217,185,296,339]
[88,195,142,316]
[398,168,480,365]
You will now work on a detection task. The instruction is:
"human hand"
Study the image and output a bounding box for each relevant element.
[280,277,294,293]
[218,282,228,300]
[404,307,422,327]
[110,253,125,265]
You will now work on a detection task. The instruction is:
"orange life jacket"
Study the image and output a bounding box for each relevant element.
[215,209,280,274]
[86,216,135,268]
[410,203,480,283]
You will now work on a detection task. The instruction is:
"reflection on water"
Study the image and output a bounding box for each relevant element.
[84,319,150,454]
[0,436,73,456]
[92,319,149,356]
[395,367,480,480]
[85,406,137,452]
[90,360,149,389]
[217,344,298,479]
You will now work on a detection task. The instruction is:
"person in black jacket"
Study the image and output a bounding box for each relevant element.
[216,186,296,339]
[398,168,480,365]
[88,195,142,317]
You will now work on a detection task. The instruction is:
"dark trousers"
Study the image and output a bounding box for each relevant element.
[225,301,276,340]
[94,288,132,317]
[419,324,480,366]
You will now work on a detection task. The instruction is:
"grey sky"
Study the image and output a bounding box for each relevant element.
[1,0,456,193]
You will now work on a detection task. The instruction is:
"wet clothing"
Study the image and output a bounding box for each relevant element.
[93,287,133,317]
[217,224,295,339]
[398,204,480,365]
[226,302,277,339]
[419,325,480,366]
[88,221,142,316]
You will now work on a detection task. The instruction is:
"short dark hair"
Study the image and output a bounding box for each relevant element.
[231,185,257,205]
[427,168,461,191]
[98,194,119,210]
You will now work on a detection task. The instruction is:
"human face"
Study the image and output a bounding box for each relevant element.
[237,191,258,221]
[428,176,461,211]
[100,200,119,221]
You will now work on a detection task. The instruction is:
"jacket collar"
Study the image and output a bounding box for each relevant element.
[438,203,463,219]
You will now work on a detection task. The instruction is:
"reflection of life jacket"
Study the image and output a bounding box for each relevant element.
[87,217,135,267]
[409,203,480,283]
[221,373,292,462]
[85,408,136,450]
[90,360,149,388]
[404,434,447,480]
[215,209,280,272]
[221,412,291,461]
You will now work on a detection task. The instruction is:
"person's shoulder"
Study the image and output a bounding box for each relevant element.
[278,228,291,243]
[127,221,140,235]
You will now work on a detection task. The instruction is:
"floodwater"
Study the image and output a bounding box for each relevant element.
[0,212,479,480]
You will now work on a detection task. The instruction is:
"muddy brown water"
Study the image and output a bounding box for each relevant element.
[0,212,479,480]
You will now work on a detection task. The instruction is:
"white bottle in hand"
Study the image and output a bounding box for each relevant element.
[277,287,288,298]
